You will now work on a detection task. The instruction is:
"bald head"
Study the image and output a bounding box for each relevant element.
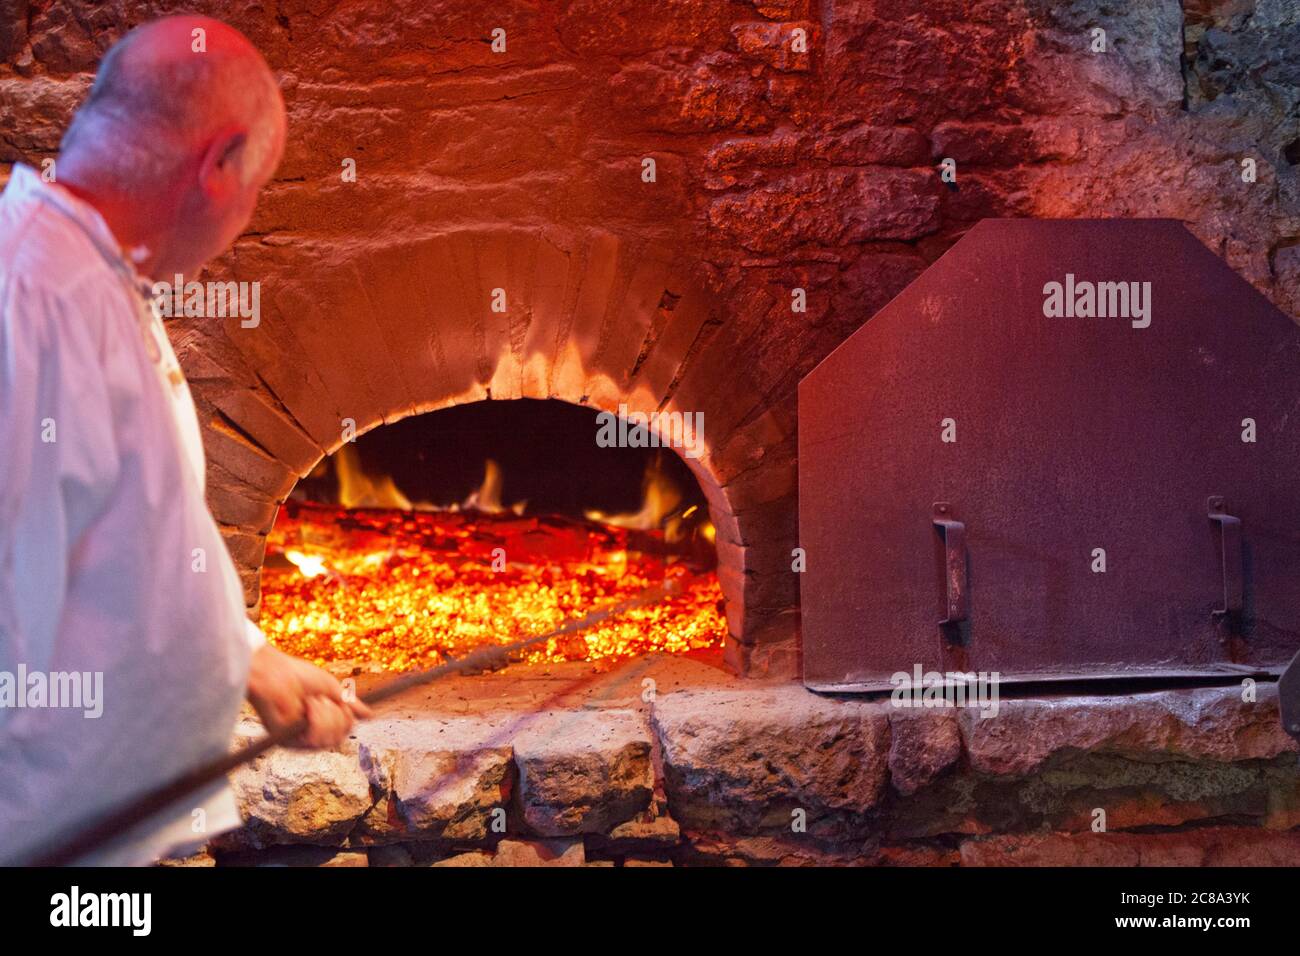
[64,15,284,185]
[58,15,286,277]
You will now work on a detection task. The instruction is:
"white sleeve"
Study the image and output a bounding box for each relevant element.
[244,616,268,651]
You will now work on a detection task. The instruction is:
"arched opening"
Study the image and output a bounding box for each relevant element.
[256,398,726,672]
[194,226,799,678]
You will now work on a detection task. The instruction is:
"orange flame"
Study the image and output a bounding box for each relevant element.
[334,450,526,515]
[585,455,691,541]
[335,444,412,510]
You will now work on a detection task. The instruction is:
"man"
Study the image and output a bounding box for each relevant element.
[0,15,368,865]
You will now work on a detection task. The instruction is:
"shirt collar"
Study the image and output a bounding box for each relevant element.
[4,162,151,292]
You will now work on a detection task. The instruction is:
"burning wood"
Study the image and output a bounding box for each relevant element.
[260,500,726,672]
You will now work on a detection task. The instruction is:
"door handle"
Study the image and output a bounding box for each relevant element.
[933,502,968,625]
[1207,496,1243,620]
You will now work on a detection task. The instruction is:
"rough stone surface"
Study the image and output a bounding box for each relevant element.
[221,719,372,849]
[960,685,1298,777]
[680,832,872,866]
[154,849,217,868]
[208,680,1300,865]
[490,838,586,867]
[608,813,682,844]
[218,845,370,867]
[431,850,494,867]
[960,827,1300,867]
[513,709,655,836]
[888,710,962,796]
[723,634,800,679]
[651,685,892,836]
[355,716,514,842]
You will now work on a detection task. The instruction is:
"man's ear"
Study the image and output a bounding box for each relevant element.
[198,126,249,197]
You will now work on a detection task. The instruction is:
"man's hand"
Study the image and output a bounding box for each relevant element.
[246,644,372,748]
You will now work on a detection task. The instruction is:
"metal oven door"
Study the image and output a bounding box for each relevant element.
[799,219,1300,691]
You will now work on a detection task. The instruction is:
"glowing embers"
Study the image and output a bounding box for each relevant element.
[260,502,726,672]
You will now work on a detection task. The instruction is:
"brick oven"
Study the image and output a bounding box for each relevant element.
[5,0,1300,869]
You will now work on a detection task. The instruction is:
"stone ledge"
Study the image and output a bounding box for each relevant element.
[650,685,892,837]
[218,709,658,849]
[649,682,1300,844]
[212,680,1300,865]
[958,685,1297,776]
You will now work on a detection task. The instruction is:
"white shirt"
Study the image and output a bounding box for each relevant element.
[0,164,263,864]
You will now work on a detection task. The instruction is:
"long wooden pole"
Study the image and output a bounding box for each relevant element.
[15,582,675,867]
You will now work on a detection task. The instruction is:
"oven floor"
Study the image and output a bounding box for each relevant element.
[333,644,738,719]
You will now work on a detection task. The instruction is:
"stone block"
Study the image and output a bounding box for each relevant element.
[222,719,372,848]
[356,716,514,842]
[652,685,890,836]
[513,709,654,836]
